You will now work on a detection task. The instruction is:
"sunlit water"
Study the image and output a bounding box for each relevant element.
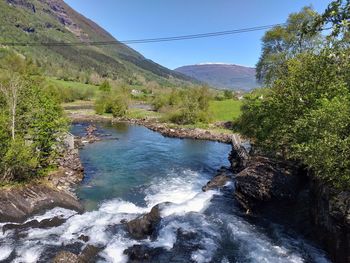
[0,123,330,263]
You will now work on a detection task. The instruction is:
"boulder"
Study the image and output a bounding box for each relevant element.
[234,156,301,211]
[52,251,80,263]
[0,184,83,223]
[126,204,162,239]
[52,244,101,263]
[202,167,232,191]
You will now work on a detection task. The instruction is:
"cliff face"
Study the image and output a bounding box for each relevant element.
[230,147,350,263]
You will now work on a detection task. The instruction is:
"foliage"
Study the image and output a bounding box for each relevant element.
[238,50,350,189]
[0,53,67,183]
[95,87,129,118]
[304,0,350,43]
[152,87,212,125]
[256,7,321,85]
[99,80,111,92]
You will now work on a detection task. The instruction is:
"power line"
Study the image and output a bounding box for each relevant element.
[0,23,285,47]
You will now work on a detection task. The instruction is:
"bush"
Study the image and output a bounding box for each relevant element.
[99,80,111,92]
[95,90,129,117]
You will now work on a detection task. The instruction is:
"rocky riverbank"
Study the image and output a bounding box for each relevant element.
[228,145,350,263]
[0,149,84,223]
[118,118,234,143]
[68,112,237,144]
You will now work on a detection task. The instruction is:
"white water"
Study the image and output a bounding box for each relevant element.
[0,169,330,263]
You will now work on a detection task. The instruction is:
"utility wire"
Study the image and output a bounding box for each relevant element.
[0,23,285,47]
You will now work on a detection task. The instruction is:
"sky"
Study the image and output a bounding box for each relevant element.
[65,0,331,69]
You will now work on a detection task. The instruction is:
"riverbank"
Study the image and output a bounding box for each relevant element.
[0,149,84,223]
[68,110,239,144]
[227,147,350,263]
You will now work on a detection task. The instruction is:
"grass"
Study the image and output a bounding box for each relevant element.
[209,99,242,122]
[126,108,161,119]
[47,78,99,91]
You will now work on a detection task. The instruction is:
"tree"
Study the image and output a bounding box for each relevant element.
[0,53,67,183]
[238,50,350,188]
[304,0,350,43]
[256,7,321,84]
[0,76,22,140]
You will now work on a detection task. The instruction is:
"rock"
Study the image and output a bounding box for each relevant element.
[78,235,90,243]
[126,204,165,239]
[52,251,80,263]
[0,184,83,223]
[7,0,36,12]
[234,156,301,212]
[310,179,350,263]
[124,245,166,262]
[3,216,65,233]
[79,244,102,262]
[52,244,101,263]
[202,168,232,191]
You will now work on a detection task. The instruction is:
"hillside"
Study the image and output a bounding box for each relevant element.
[175,63,259,91]
[0,0,191,85]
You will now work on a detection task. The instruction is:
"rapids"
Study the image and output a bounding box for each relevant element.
[0,123,330,263]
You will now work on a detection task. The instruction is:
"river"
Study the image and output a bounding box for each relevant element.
[0,122,330,263]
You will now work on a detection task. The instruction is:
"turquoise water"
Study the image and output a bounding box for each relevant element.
[0,122,331,263]
[72,122,231,210]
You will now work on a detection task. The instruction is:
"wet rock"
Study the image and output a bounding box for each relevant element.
[126,203,167,239]
[0,185,83,223]
[52,251,80,263]
[3,217,65,233]
[202,168,232,192]
[310,179,350,263]
[78,235,90,243]
[124,245,166,262]
[52,244,101,263]
[79,244,102,262]
[234,156,301,212]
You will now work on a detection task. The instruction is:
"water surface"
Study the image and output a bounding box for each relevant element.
[0,122,330,263]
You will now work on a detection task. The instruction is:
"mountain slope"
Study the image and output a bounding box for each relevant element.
[175,63,259,91]
[0,0,191,84]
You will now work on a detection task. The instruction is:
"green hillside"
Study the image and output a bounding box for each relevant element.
[0,0,192,85]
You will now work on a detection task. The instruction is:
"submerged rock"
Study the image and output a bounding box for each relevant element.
[202,167,232,192]
[126,204,163,239]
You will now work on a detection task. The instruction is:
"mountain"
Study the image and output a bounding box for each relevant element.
[0,0,192,85]
[175,63,259,91]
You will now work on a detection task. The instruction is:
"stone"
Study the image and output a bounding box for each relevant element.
[126,203,165,239]
[234,156,301,211]
[52,251,80,263]
[202,168,232,192]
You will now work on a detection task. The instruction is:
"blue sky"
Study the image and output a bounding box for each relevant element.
[65,0,330,69]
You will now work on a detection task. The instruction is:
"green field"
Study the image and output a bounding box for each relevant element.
[47,78,98,91]
[209,99,242,122]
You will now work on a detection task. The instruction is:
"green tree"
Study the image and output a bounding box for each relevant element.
[256,7,321,84]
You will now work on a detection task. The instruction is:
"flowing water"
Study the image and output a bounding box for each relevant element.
[0,122,330,263]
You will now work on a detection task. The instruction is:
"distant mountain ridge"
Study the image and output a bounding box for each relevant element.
[0,0,192,85]
[175,63,259,91]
